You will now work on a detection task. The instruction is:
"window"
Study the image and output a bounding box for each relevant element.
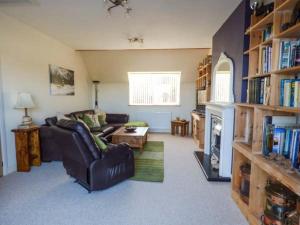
[128,72,181,106]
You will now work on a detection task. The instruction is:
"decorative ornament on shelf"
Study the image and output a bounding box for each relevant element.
[14,92,35,128]
[104,0,132,16]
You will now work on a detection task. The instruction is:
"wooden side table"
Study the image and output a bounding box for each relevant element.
[171,120,190,137]
[11,125,41,172]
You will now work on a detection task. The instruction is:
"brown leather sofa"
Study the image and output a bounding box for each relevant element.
[55,119,134,192]
[40,110,129,162]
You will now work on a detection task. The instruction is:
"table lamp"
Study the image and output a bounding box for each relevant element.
[15,92,35,127]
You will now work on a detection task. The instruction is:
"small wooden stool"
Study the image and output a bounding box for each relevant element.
[171,120,190,136]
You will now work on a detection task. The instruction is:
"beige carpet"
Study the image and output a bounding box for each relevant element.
[0,134,247,225]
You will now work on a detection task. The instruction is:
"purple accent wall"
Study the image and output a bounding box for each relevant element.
[212,0,250,103]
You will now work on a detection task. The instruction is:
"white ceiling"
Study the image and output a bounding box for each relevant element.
[0,0,242,50]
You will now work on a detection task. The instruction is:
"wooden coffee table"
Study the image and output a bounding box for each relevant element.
[112,127,149,151]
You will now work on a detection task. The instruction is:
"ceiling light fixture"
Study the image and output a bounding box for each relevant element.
[128,37,143,44]
[104,0,132,15]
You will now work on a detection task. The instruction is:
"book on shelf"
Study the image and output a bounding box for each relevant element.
[261,46,272,74]
[279,39,300,70]
[244,112,253,145]
[262,116,300,169]
[280,79,300,107]
[248,77,270,105]
[262,24,272,42]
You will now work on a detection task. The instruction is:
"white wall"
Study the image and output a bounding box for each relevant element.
[0,13,92,175]
[98,82,195,132]
[80,49,209,132]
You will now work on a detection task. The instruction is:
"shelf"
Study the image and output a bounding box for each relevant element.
[235,103,256,108]
[276,0,299,11]
[272,65,300,74]
[250,12,274,32]
[245,27,251,35]
[232,189,251,221]
[261,38,273,46]
[253,154,300,195]
[248,73,271,79]
[198,63,211,71]
[244,44,260,55]
[244,38,273,55]
[235,103,300,113]
[275,22,300,39]
[248,213,261,225]
[233,142,253,160]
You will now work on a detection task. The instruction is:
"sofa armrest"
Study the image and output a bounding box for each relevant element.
[106,113,129,124]
[102,143,133,160]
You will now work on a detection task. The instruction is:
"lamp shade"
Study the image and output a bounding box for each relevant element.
[15,92,35,109]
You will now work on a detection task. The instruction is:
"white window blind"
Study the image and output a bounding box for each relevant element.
[128,72,181,106]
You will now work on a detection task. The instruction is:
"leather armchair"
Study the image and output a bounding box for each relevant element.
[56,119,135,192]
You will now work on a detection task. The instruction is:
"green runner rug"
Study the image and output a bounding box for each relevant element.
[131,141,164,182]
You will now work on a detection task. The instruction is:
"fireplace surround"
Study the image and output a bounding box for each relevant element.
[194,53,235,181]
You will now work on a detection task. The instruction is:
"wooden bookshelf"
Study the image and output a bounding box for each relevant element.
[232,1,300,224]
[196,55,212,103]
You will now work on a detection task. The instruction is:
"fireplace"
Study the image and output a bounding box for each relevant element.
[210,115,222,171]
[194,52,235,181]
[194,103,234,181]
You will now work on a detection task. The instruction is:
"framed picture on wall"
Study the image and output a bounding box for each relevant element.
[49,64,75,96]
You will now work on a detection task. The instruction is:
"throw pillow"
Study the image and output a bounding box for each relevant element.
[92,134,108,152]
[82,114,96,128]
[77,118,91,131]
[57,112,71,121]
[96,111,107,126]
[84,114,101,128]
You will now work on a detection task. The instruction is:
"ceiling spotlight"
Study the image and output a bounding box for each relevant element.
[104,0,132,15]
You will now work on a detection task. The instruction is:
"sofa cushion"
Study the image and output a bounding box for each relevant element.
[77,118,91,131]
[70,110,94,120]
[45,117,58,126]
[92,134,108,152]
[83,114,101,128]
[96,111,107,126]
[106,114,129,124]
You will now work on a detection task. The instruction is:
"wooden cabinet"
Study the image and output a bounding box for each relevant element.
[191,112,205,149]
[12,126,41,172]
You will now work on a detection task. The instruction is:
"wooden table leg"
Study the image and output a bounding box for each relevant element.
[171,124,175,135]
[185,123,189,136]
[176,125,179,135]
[181,124,185,136]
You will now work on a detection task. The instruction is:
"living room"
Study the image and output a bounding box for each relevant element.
[1,0,300,225]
